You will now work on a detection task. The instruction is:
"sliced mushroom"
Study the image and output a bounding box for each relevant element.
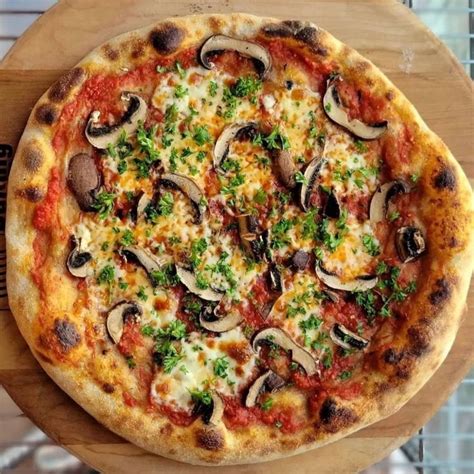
[106,301,142,344]
[237,213,258,254]
[273,150,297,189]
[395,226,426,263]
[245,370,286,408]
[268,263,282,293]
[330,323,368,350]
[316,264,378,292]
[160,173,205,224]
[136,192,152,219]
[300,157,327,211]
[67,236,92,278]
[85,92,148,149]
[252,327,318,376]
[200,35,271,77]
[213,122,257,173]
[370,180,409,223]
[122,246,165,276]
[67,153,101,211]
[323,190,340,219]
[200,311,242,333]
[323,76,388,140]
[291,250,311,271]
[323,289,340,303]
[176,265,223,302]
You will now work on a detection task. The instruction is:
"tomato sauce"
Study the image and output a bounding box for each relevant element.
[32,168,62,231]
[223,396,303,433]
[117,321,143,356]
[123,391,137,407]
[263,39,333,94]
[156,404,195,427]
[382,124,414,170]
[337,80,387,124]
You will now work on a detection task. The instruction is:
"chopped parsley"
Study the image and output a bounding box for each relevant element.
[339,370,352,381]
[192,125,212,146]
[260,397,273,411]
[126,356,136,369]
[189,389,212,406]
[361,234,380,256]
[208,80,218,97]
[135,123,160,177]
[157,192,174,216]
[253,188,267,205]
[120,229,135,246]
[97,264,115,285]
[150,263,179,287]
[174,84,188,98]
[92,191,116,220]
[213,356,230,378]
[263,126,290,150]
[136,285,148,302]
[270,218,294,250]
[388,211,400,222]
[354,140,368,153]
[190,238,208,268]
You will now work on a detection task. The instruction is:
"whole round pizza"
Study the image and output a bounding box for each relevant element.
[6,13,474,465]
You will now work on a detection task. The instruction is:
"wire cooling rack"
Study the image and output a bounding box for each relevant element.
[0,1,472,472]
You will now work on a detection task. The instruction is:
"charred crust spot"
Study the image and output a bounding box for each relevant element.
[449,237,458,248]
[54,319,80,351]
[160,423,173,436]
[102,44,119,61]
[149,23,184,55]
[48,68,84,103]
[319,398,357,433]
[35,103,58,125]
[196,427,224,451]
[386,91,395,101]
[383,348,404,365]
[102,383,115,393]
[131,39,146,59]
[208,16,224,32]
[18,186,44,202]
[433,164,456,191]
[22,147,43,172]
[262,20,327,55]
[408,323,430,357]
[429,278,451,306]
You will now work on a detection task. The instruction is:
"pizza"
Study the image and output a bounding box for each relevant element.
[6,13,474,465]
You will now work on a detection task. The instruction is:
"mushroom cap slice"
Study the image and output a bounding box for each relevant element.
[160,173,205,224]
[395,226,426,263]
[268,263,282,293]
[199,311,242,332]
[122,246,165,275]
[323,190,341,219]
[330,323,369,350]
[300,156,327,211]
[323,76,388,140]
[316,264,378,292]
[273,150,297,189]
[176,265,223,302]
[106,301,142,344]
[291,250,311,272]
[369,180,409,223]
[67,236,92,278]
[67,153,101,211]
[200,35,271,77]
[85,92,148,149]
[245,370,286,408]
[213,122,257,173]
[252,327,318,376]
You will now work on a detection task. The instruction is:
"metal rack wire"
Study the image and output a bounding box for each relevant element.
[0,1,472,472]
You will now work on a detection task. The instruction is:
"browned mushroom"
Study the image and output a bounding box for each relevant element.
[160,173,205,224]
[85,92,147,149]
[200,35,271,77]
[199,311,242,332]
[106,301,142,344]
[300,156,326,211]
[273,149,297,189]
[323,75,388,140]
[213,122,257,173]
[67,153,101,211]
[252,327,318,375]
[176,265,223,302]
[330,323,369,350]
[245,370,286,408]
[316,264,378,292]
[395,226,426,263]
[66,236,92,278]
[370,180,409,223]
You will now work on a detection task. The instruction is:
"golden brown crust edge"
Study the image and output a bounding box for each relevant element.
[6,13,474,465]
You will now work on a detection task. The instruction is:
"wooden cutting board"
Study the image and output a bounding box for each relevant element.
[0,1,472,472]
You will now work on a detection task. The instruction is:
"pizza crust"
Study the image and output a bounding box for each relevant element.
[6,13,474,465]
